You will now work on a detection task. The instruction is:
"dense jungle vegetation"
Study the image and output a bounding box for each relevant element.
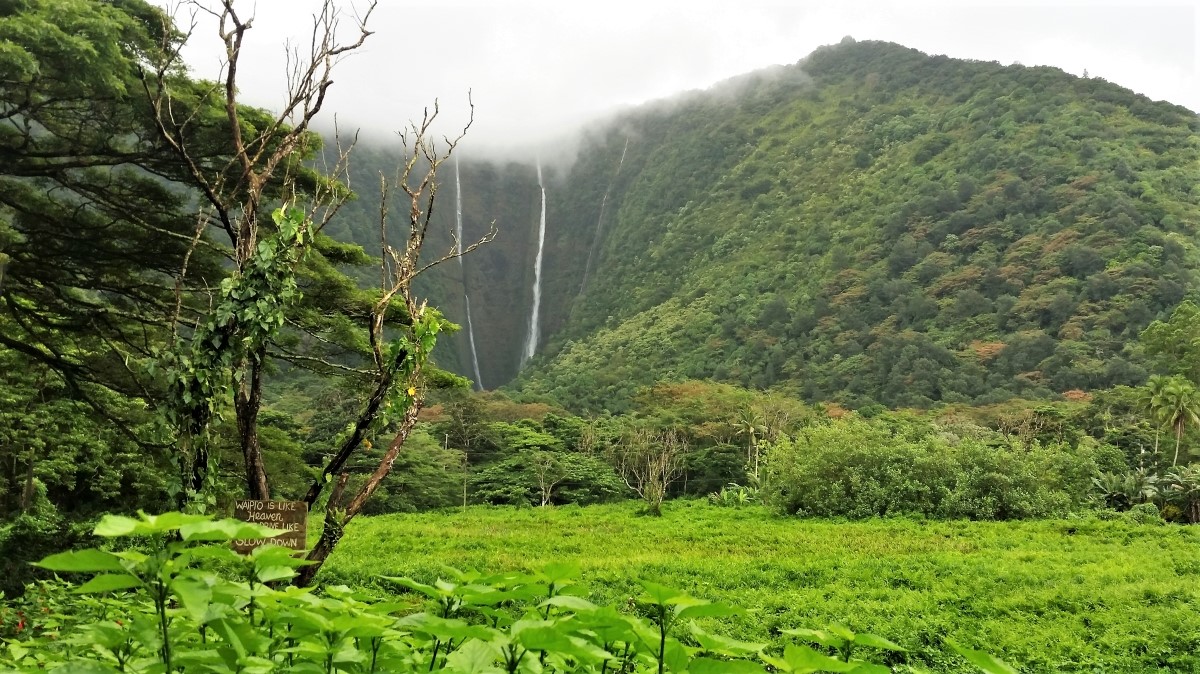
[507,40,1200,412]
[1,0,1199,672]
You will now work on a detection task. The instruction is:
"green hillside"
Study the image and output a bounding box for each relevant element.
[507,40,1200,411]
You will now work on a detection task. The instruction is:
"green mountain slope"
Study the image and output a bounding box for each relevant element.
[515,40,1200,411]
[328,40,1199,413]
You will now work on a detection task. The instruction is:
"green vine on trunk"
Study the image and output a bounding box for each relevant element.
[152,207,312,507]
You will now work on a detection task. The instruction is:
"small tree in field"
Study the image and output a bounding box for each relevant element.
[532,451,568,507]
[610,429,686,515]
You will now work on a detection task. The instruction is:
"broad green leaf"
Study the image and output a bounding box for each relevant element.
[689,623,766,655]
[75,623,129,649]
[251,545,311,567]
[782,644,858,673]
[676,601,738,621]
[444,639,500,674]
[284,608,336,633]
[91,515,143,537]
[947,640,1019,674]
[112,550,150,565]
[514,623,575,652]
[827,625,856,643]
[853,633,905,652]
[208,617,268,658]
[397,613,494,642]
[562,634,617,664]
[541,561,580,584]
[663,638,691,674]
[93,512,210,537]
[73,573,143,594]
[35,549,126,573]
[148,511,212,531]
[538,595,599,613]
[180,519,281,542]
[180,546,242,565]
[171,577,214,621]
[690,657,770,674]
[256,565,297,583]
[385,576,444,599]
[783,628,844,649]
[639,580,688,605]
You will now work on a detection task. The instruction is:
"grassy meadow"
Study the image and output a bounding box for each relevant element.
[323,501,1200,673]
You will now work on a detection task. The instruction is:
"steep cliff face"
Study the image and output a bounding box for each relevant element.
[330,40,1200,411]
[439,160,542,388]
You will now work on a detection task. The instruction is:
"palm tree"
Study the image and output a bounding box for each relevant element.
[1144,375,1172,456]
[734,407,766,483]
[1164,465,1200,523]
[1150,377,1200,467]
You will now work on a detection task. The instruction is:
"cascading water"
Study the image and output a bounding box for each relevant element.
[455,157,484,390]
[580,136,629,294]
[523,160,547,365]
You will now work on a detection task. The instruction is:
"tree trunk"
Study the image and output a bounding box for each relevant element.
[235,354,270,500]
[1174,424,1183,467]
[302,353,396,508]
[19,444,34,512]
[294,401,423,587]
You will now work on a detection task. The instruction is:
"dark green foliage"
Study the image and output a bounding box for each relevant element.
[494,41,1200,412]
[0,506,91,598]
[0,349,168,519]
[469,450,626,507]
[1141,300,1200,384]
[360,429,467,514]
[763,416,1122,519]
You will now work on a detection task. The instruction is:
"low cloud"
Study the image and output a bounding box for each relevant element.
[170,0,1198,160]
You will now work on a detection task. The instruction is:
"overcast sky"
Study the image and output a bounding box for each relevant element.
[169,1,1200,156]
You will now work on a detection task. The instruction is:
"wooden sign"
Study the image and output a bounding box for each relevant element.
[232,499,307,553]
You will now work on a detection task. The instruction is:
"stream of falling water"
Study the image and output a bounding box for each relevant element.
[580,136,629,294]
[523,160,547,365]
[455,157,484,390]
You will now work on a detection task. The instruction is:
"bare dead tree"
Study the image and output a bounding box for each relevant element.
[294,100,496,586]
[609,428,687,516]
[140,0,375,501]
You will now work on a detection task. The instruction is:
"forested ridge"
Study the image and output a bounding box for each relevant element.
[310,40,1200,413]
[498,40,1200,412]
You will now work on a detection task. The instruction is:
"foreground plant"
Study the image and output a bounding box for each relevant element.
[1,511,1019,673]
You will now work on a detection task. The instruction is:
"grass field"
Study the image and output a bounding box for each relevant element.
[322,501,1200,673]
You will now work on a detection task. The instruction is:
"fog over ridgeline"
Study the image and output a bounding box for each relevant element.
[170,0,1198,171]
[312,56,819,172]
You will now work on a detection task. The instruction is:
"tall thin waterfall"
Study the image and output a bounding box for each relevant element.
[455,158,484,390]
[580,136,629,294]
[523,161,547,365]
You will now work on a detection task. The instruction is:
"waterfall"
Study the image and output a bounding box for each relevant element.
[580,136,629,294]
[455,157,484,390]
[523,160,547,365]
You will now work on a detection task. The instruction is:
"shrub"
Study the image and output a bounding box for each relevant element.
[470,451,626,506]
[762,418,1117,519]
[0,486,93,598]
[1124,502,1165,525]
